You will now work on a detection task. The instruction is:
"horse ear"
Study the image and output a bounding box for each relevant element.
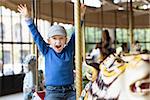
[23,54,36,71]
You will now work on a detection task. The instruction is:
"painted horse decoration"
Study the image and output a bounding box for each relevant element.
[80,53,150,100]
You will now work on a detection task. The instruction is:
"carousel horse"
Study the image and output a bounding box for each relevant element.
[80,53,150,100]
[23,54,36,100]
[23,55,45,100]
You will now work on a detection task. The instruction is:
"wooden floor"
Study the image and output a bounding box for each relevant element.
[0,92,23,100]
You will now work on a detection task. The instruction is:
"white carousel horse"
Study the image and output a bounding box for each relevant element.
[80,53,150,100]
[23,54,36,100]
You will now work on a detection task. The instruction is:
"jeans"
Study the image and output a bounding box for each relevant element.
[44,85,76,100]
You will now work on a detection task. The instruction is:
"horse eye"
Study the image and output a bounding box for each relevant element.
[117,60,121,63]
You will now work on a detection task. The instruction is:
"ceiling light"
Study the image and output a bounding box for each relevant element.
[113,0,121,4]
[148,4,150,9]
[138,4,150,10]
[118,7,124,10]
[113,0,136,4]
[71,0,102,8]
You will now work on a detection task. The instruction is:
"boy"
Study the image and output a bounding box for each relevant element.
[18,4,86,100]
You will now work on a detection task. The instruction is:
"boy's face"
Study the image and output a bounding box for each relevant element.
[48,35,67,53]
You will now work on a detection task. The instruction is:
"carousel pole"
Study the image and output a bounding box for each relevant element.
[31,0,35,54]
[126,1,129,45]
[101,2,104,30]
[129,0,134,50]
[74,0,82,99]
[31,0,38,91]
[50,0,54,25]
[100,1,104,59]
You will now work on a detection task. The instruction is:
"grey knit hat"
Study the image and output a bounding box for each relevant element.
[47,25,67,38]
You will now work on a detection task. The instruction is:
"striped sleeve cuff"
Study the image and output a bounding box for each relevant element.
[25,17,33,26]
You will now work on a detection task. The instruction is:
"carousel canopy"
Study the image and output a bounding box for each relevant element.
[1,0,150,28]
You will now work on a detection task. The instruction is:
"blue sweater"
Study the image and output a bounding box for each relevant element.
[26,19,82,86]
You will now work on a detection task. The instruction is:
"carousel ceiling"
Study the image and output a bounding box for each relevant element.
[0,0,150,28]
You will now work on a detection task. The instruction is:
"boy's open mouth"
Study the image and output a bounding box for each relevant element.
[55,45,61,49]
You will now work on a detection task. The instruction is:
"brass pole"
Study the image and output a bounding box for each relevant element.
[74,0,82,99]
[31,0,38,91]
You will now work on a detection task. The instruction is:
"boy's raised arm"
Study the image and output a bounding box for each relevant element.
[67,4,86,52]
[17,4,48,55]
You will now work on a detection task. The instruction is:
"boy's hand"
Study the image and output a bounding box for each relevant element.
[81,4,86,20]
[17,4,30,19]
